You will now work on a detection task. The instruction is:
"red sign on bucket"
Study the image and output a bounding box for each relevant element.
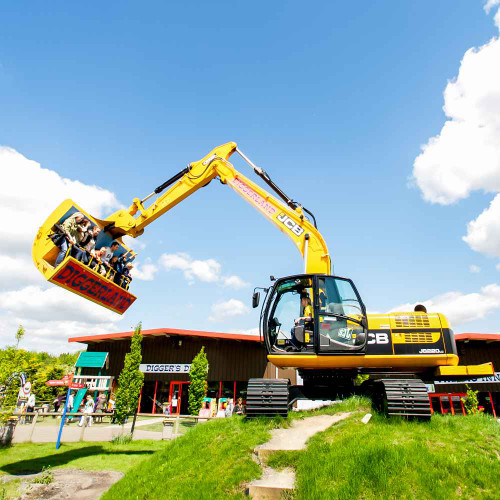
[51,258,136,314]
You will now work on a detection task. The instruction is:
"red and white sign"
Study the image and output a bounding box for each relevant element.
[51,259,136,314]
[46,380,66,386]
[46,373,78,388]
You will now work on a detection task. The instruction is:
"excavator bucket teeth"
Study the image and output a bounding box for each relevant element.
[32,199,137,314]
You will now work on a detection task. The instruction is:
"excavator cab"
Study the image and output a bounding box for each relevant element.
[32,200,137,314]
[260,274,367,354]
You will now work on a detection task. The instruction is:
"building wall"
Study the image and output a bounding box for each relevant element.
[86,334,296,384]
[438,340,500,393]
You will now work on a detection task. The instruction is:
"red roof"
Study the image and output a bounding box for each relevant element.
[454,333,500,342]
[68,327,262,344]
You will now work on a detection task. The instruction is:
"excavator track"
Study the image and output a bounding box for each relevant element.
[377,379,431,419]
[246,378,289,417]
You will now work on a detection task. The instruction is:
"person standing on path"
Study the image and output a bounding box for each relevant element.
[78,395,94,427]
[65,391,75,424]
[26,392,36,423]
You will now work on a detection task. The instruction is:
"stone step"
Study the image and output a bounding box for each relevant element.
[248,469,295,500]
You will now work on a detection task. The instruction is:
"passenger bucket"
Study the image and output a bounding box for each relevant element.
[32,199,137,315]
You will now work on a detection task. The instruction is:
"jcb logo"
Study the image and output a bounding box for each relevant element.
[368,333,389,344]
[277,213,304,236]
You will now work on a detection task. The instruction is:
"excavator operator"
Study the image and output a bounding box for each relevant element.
[287,293,314,351]
[296,293,313,323]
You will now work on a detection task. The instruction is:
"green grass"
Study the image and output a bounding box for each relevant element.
[139,421,195,434]
[4,398,498,500]
[0,440,167,475]
[0,479,22,500]
[281,410,500,499]
[102,416,276,500]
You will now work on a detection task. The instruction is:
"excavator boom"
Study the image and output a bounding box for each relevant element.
[33,143,330,312]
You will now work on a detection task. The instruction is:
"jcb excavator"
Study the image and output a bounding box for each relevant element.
[33,142,495,418]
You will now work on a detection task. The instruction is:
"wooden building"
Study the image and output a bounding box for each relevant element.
[69,329,499,417]
[68,327,296,414]
[430,333,499,417]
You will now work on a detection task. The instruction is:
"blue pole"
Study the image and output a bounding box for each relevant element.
[56,389,71,450]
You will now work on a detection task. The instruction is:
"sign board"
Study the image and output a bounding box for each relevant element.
[139,364,191,374]
[46,373,75,387]
[435,372,500,385]
[69,383,85,389]
[51,259,136,314]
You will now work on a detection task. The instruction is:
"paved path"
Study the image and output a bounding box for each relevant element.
[249,412,351,499]
[12,419,166,443]
[255,413,351,457]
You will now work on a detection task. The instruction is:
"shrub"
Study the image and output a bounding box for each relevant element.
[462,385,483,415]
[114,323,144,424]
[188,347,209,415]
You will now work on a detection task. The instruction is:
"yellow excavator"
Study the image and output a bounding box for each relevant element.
[33,142,495,418]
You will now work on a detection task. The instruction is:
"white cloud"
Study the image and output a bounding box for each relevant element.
[0,147,121,255]
[0,147,124,352]
[158,252,248,288]
[390,283,500,326]
[411,8,500,263]
[130,259,158,281]
[469,264,481,273]
[0,286,121,353]
[496,263,500,271]
[484,0,500,15]
[0,256,44,289]
[0,286,117,324]
[222,275,249,289]
[412,34,500,205]
[463,194,500,257]
[208,299,249,322]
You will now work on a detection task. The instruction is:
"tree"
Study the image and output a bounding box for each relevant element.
[114,323,144,425]
[462,385,483,415]
[188,347,209,415]
[15,325,25,349]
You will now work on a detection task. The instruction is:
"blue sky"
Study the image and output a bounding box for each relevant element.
[1,1,500,351]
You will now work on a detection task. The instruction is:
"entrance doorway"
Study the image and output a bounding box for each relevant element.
[169,381,190,415]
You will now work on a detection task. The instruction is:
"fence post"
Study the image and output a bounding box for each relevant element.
[28,411,38,443]
[79,415,86,442]
[174,414,180,435]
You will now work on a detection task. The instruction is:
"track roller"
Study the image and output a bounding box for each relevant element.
[374,379,431,420]
[246,378,289,417]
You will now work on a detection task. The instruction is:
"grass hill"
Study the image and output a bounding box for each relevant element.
[103,398,500,500]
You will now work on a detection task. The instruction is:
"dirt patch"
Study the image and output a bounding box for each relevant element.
[14,468,123,500]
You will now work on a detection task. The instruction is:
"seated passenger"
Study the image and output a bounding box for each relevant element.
[101,241,120,266]
[92,248,109,276]
[54,212,87,266]
[80,225,101,265]
[121,263,133,289]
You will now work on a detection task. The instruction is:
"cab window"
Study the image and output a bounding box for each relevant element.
[317,277,366,351]
[267,277,312,351]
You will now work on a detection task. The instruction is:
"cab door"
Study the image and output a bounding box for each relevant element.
[315,276,367,352]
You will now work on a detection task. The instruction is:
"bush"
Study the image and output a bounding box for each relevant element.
[114,323,144,425]
[188,347,208,415]
[462,385,483,415]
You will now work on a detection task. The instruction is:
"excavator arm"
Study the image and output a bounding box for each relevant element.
[32,142,330,314]
[102,142,331,274]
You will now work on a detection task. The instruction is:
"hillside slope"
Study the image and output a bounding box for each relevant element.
[103,399,500,500]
